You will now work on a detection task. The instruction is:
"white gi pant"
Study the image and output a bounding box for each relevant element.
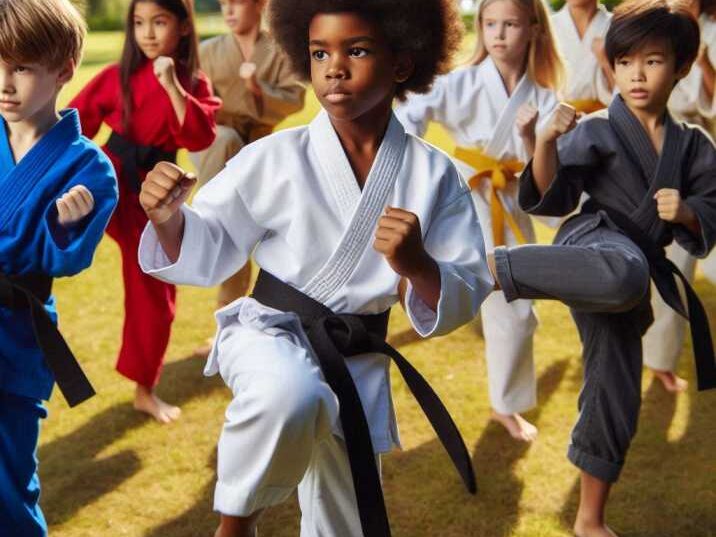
[471,184,538,414]
[214,322,369,536]
[643,243,716,372]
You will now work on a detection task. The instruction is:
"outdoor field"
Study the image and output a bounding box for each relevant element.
[41,30,716,536]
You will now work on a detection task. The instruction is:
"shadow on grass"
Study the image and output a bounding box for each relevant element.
[559,279,716,537]
[146,361,568,536]
[40,354,223,526]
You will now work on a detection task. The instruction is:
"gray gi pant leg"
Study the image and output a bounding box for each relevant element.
[493,216,651,482]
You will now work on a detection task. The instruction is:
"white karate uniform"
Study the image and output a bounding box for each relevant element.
[395,57,558,414]
[551,4,613,106]
[643,16,716,372]
[139,110,493,534]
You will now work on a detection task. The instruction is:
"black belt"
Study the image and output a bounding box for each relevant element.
[106,131,176,193]
[583,199,716,390]
[0,272,95,406]
[251,270,476,537]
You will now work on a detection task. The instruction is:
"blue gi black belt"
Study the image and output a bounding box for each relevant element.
[583,199,716,390]
[251,269,476,537]
[106,131,177,193]
[0,272,95,406]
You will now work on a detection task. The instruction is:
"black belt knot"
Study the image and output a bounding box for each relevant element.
[106,131,176,193]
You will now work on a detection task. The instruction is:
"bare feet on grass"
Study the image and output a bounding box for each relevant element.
[574,519,619,537]
[134,384,181,424]
[491,410,538,442]
[651,369,688,393]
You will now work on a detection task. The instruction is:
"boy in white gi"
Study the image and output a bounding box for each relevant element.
[138,0,493,535]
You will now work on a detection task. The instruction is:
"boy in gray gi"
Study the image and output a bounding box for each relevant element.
[487,0,716,535]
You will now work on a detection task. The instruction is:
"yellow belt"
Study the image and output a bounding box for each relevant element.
[567,99,606,115]
[454,146,526,247]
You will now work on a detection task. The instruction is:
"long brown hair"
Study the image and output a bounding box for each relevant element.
[119,0,199,130]
[467,0,563,90]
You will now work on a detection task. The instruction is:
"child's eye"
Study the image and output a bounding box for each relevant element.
[348,47,368,58]
[647,59,662,66]
[134,19,143,27]
[617,59,630,66]
[312,50,328,61]
[14,65,28,73]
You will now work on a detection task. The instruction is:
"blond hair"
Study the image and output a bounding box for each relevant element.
[468,0,563,90]
[0,0,86,68]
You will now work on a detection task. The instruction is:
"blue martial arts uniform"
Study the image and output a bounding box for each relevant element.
[0,109,117,536]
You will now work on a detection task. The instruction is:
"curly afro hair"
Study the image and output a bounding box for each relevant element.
[268,0,463,100]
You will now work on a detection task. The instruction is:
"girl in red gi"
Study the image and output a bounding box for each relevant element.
[70,0,220,423]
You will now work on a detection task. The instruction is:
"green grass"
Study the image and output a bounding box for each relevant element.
[43,32,716,537]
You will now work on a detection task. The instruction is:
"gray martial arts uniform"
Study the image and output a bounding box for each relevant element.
[493,95,716,483]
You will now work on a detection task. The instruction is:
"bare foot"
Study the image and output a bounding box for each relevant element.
[574,519,619,537]
[491,410,538,442]
[134,385,181,424]
[651,369,688,393]
[193,337,214,359]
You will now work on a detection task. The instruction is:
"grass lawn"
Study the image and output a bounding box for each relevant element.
[41,31,716,536]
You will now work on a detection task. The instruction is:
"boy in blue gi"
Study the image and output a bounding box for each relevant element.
[0,0,118,534]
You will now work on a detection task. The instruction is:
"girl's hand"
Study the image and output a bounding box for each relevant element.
[538,103,577,144]
[654,188,694,224]
[140,161,196,226]
[373,207,431,278]
[57,185,95,227]
[153,56,178,91]
[515,104,539,140]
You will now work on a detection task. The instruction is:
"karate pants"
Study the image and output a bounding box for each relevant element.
[471,187,537,414]
[190,126,253,306]
[643,244,716,372]
[494,219,651,482]
[214,323,367,536]
[0,392,47,537]
[108,179,176,387]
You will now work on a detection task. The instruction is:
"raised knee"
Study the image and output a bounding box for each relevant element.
[604,254,650,311]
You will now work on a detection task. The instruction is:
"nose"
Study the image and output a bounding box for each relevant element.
[0,70,15,95]
[144,22,155,40]
[631,62,646,82]
[497,22,506,40]
[326,54,348,80]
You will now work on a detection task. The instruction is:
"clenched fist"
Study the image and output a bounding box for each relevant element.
[373,207,432,278]
[539,103,577,143]
[153,56,179,91]
[654,188,694,224]
[57,185,95,227]
[515,103,539,139]
[139,161,196,226]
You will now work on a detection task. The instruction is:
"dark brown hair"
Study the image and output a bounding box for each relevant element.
[605,0,700,73]
[120,0,200,129]
[0,0,85,68]
[268,0,463,100]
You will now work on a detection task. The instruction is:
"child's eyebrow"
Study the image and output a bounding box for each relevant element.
[308,36,377,46]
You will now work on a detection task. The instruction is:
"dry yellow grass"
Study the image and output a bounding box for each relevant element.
[40,31,716,537]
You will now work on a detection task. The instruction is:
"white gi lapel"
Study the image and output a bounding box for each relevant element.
[482,58,533,159]
[303,110,407,304]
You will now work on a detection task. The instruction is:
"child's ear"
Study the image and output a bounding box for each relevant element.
[180,19,192,37]
[56,59,76,86]
[394,52,414,84]
[675,61,693,82]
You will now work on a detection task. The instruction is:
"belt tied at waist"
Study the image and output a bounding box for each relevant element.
[582,199,716,390]
[106,131,177,193]
[566,99,606,115]
[0,272,95,406]
[251,270,476,537]
[454,146,526,247]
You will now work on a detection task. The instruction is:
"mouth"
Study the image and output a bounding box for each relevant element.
[629,88,649,99]
[324,88,352,104]
[0,100,20,108]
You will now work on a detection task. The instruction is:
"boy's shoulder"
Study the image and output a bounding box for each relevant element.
[200,34,231,54]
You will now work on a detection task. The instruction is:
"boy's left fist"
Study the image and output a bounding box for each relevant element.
[57,185,94,227]
[654,188,692,223]
[153,56,177,89]
[373,207,430,278]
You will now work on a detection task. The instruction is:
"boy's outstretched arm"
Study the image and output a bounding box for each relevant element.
[139,161,197,263]
[373,207,441,311]
[532,103,577,195]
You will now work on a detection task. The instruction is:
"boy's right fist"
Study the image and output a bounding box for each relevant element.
[539,103,577,143]
[139,162,196,225]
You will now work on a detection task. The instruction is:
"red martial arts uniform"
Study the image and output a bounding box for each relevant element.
[70,60,220,387]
